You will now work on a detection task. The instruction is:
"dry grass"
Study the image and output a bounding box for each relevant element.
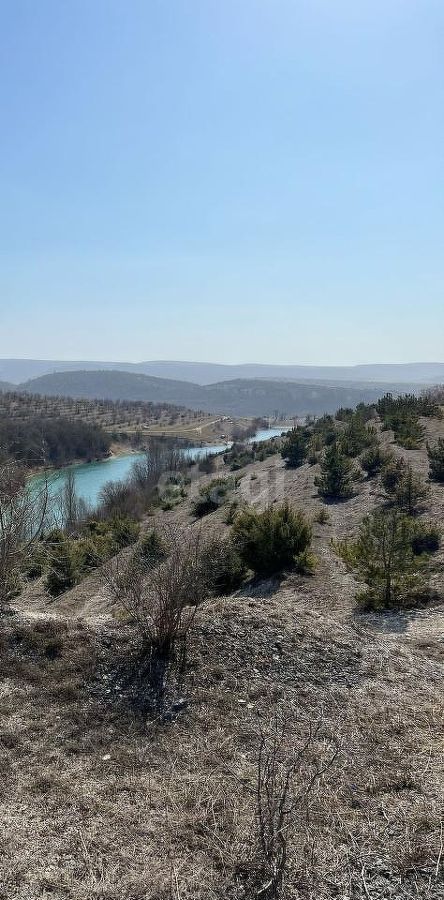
[2,413,444,898]
[1,586,443,898]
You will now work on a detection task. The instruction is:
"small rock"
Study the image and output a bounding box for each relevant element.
[102,754,111,761]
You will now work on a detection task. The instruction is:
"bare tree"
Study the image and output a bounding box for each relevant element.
[0,457,48,610]
[98,441,187,521]
[56,469,79,532]
[131,441,185,493]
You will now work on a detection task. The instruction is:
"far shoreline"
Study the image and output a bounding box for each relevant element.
[26,425,288,482]
[26,437,224,481]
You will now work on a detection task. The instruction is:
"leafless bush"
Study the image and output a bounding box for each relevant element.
[104,525,217,701]
[0,456,48,609]
[250,715,338,899]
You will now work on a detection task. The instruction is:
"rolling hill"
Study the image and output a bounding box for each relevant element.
[18,369,420,417]
[2,357,444,385]
[20,370,205,408]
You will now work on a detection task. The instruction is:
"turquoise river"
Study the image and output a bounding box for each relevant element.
[30,427,287,515]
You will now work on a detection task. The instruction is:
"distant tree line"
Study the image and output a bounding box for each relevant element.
[0,415,111,467]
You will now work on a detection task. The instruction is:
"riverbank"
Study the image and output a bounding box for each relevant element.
[24,420,291,481]
[28,427,288,519]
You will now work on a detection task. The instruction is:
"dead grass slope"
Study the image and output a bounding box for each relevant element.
[2,416,444,898]
[1,589,443,899]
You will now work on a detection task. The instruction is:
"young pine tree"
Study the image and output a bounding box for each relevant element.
[334,508,427,609]
[281,428,311,468]
[232,501,312,577]
[360,444,391,478]
[427,438,444,482]
[315,442,357,501]
[382,459,428,515]
[394,465,428,516]
[341,417,377,458]
[46,540,78,596]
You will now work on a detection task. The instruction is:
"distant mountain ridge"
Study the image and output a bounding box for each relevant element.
[1,358,443,385]
[16,369,428,418]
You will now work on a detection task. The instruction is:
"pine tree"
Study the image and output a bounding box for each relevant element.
[382,460,428,515]
[232,502,312,577]
[314,442,356,500]
[281,428,310,468]
[427,438,444,482]
[46,541,78,596]
[335,508,428,609]
[360,445,390,477]
[341,417,377,458]
[394,465,428,516]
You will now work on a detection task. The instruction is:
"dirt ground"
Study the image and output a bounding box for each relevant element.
[2,416,444,898]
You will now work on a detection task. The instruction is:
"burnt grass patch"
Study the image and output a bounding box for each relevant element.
[91,626,192,722]
[1,595,366,735]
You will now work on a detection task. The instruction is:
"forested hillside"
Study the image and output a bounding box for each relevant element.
[18,368,416,417]
[0,390,219,467]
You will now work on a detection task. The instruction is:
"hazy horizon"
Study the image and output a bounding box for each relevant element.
[2,356,444,392]
[1,356,444,367]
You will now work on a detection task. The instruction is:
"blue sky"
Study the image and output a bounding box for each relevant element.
[1,0,443,364]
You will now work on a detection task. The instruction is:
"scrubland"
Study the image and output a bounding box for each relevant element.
[1,395,443,899]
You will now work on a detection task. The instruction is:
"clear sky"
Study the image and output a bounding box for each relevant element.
[1,0,443,364]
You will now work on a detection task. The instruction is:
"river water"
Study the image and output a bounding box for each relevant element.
[30,427,287,515]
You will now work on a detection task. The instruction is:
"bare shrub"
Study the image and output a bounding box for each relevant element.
[55,469,91,531]
[0,457,48,609]
[239,715,338,899]
[104,525,217,702]
[198,452,217,474]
